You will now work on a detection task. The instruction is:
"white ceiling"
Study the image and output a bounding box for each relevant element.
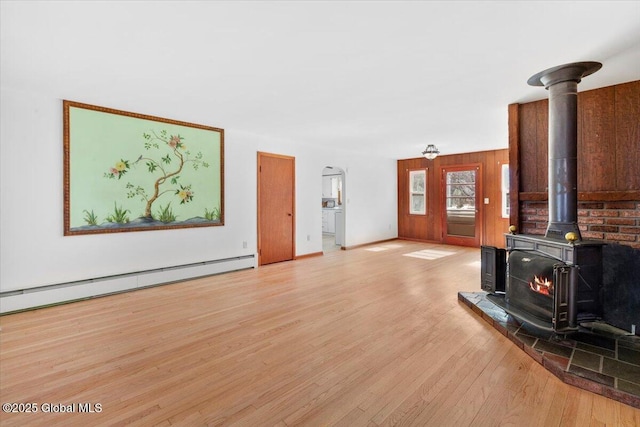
[2,1,639,159]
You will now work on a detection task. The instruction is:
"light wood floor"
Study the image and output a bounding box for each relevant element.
[323,233,341,253]
[1,240,638,426]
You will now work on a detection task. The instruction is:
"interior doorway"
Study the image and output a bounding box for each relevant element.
[321,166,345,253]
[441,164,482,247]
[257,152,295,265]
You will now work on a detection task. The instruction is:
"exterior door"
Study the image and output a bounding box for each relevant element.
[441,164,482,247]
[258,152,295,265]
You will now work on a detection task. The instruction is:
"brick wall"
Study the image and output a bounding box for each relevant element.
[520,201,640,248]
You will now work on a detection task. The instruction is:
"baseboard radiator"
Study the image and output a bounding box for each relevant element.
[0,254,256,314]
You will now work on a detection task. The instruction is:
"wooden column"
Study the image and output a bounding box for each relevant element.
[508,103,520,232]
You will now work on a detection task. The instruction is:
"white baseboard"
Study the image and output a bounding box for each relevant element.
[0,255,256,314]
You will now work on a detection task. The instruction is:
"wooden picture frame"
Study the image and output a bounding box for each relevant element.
[63,100,224,235]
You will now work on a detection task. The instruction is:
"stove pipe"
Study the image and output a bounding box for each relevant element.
[527,62,602,240]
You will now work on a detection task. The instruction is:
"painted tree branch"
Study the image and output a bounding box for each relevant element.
[105,131,209,220]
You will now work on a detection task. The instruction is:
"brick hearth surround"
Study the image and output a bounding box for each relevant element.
[521,201,640,249]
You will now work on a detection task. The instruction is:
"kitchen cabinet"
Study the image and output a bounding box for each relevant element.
[322,177,332,198]
[327,210,335,233]
[322,209,338,233]
[335,210,343,245]
[322,176,340,198]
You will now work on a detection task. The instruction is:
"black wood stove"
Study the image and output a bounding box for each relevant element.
[484,61,606,333]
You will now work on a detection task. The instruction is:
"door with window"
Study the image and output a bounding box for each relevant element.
[441,164,482,247]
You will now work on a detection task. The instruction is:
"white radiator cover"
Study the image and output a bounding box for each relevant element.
[0,255,256,314]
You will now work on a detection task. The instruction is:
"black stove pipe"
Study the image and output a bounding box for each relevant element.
[527,62,602,240]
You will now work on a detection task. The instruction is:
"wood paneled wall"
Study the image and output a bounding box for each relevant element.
[397,149,510,248]
[509,80,640,230]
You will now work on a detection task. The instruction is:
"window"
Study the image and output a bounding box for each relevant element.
[409,170,426,215]
[445,170,476,210]
[501,164,510,218]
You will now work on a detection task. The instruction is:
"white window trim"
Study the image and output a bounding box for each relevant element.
[409,169,426,215]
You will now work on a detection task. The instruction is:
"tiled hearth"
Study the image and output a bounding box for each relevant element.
[459,292,640,409]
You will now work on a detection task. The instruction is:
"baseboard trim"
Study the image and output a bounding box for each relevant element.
[295,251,323,260]
[0,255,256,315]
[397,237,442,244]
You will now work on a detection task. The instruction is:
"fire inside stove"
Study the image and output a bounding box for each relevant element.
[529,275,553,296]
[505,250,558,322]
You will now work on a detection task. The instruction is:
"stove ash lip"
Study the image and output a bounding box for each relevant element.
[526,61,603,242]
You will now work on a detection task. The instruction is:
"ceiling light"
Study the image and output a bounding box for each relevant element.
[422,144,440,160]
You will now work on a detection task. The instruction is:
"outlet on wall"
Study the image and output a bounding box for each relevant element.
[242,241,247,249]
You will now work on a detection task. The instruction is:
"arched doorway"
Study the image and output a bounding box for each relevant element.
[321,166,345,253]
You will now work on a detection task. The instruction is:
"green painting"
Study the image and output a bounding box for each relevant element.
[64,100,224,235]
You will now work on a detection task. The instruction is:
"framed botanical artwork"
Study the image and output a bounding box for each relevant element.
[409,169,426,215]
[63,100,224,235]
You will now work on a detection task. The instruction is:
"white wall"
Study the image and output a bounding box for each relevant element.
[0,89,397,294]
[0,2,398,298]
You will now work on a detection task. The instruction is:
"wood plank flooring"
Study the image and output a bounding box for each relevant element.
[1,240,639,426]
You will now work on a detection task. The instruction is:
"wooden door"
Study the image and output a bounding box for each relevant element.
[441,164,482,247]
[258,152,295,265]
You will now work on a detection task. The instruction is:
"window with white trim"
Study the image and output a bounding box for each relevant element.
[501,164,510,218]
[409,170,426,215]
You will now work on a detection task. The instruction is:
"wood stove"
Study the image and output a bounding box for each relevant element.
[485,61,607,333]
[502,234,604,332]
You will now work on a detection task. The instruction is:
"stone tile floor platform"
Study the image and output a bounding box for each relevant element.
[459,291,640,409]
